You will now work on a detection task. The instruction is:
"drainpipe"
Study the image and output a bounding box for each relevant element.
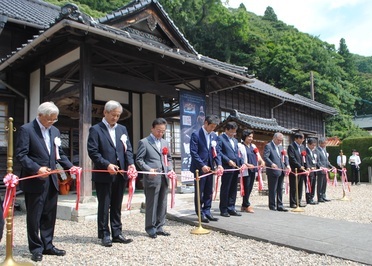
[271,100,285,119]
[0,79,28,123]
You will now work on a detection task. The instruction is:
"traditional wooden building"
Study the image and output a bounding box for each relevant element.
[0,0,337,198]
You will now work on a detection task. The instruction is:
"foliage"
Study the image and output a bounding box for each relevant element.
[44,0,372,139]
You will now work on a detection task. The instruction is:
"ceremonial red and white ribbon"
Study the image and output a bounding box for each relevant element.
[120,134,128,152]
[341,168,350,192]
[332,168,338,186]
[301,150,307,164]
[213,167,224,200]
[2,173,19,219]
[211,140,217,158]
[284,168,290,194]
[257,166,263,191]
[239,165,246,197]
[126,166,138,210]
[305,171,311,193]
[69,166,82,211]
[162,147,169,166]
[54,137,61,160]
[167,170,177,208]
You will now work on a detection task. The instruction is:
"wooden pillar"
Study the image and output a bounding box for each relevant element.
[79,42,94,202]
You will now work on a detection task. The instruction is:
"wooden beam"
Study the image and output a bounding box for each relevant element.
[92,68,178,97]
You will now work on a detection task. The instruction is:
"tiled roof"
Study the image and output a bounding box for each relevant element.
[0,0,59,28]
[227,110,293,134]
[245,79,338,115]
[353,115,372,129]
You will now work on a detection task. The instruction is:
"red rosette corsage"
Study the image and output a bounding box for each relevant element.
[162,147,169,166]
[253,147,259,154]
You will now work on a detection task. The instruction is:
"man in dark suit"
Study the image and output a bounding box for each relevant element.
[287,133,307,208]
[263,132,290,211]
[15,102,77,262]
[218,122,243,217]
[305,138,318,205]
[316,137,334,202]
[190,115,223,223]
[0,197,3,242]
[88,100,135,247]
[136,118,174,238]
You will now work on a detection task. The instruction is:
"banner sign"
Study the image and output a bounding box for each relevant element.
[180,91,205,183]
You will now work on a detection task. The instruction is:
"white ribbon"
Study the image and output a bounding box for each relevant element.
[54,137,61,160]
[120,134,128,152]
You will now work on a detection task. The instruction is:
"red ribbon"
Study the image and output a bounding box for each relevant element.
[162,147,168,166]
[2,173,19,219]
[126,167,138,210]
[341,168,350,192]
[284,168,290,194]
[69,166,82,211]
[281,149,287,163]
[306,172,311,193]
[167,171,177,208]
[212,147,217,158]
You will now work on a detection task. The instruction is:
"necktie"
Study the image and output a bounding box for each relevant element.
[44,127,51,154]
[229,138,235,150]
[207,133,211,149]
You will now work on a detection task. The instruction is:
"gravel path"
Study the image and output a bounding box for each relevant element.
[1,183,371,265]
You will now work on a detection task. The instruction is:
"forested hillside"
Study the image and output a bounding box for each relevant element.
[45,0,372,139]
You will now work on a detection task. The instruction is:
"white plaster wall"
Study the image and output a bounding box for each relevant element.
[46,48,80,75]
[29,69,40,120]
[132,93,141,152]
[142,93,156,137]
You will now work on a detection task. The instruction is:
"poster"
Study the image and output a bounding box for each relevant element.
[180,91,206,183]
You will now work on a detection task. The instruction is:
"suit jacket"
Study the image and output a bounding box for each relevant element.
[306,147,317,170]
[189,128,221,173]
[316,146,333,169]
[288,141,306,172]
[218,134,243,169]
[136,135,172,186]
[87,121,134,183]
[264,141,288,178]
[15,119,73,193]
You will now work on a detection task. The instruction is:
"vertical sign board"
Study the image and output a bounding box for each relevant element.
[180,91,206,184]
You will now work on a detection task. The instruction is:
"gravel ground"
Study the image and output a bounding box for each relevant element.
[1,183,371,265]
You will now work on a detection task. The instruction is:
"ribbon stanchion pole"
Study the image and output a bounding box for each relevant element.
[292,168,304,213]
[0,117,33,266]
[191,170,209,235]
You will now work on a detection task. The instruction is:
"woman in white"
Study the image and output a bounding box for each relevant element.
[238,130,264,213]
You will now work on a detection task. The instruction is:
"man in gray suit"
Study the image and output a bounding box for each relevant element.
[316,137,334,202]
[136,118,174,239]
[263,132,290,211]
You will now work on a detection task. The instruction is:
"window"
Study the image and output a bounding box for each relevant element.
[165,121,180,154]
[220,110,231,122]
[0,102,8,147]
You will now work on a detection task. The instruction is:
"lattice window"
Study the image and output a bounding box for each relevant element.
[0,102,8,147]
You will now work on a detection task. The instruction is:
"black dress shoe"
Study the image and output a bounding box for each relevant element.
[269,208,277,211]
[149,233,157,239]
[323,198,331,202]
[318,199,325,203]
[31,253,43,262]
[228,210,242,216]
[277,207,288,212]
[290,204,297,208]
[157,231,171,236]
[113,234,133,244]
[299,203,307,207]
[101,236,112,247]
[200,215,209,223]
[43,247,66,256]
[205,214,219,221]
[220,212,230,217]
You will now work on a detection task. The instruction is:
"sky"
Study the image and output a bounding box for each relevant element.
[224,0,372,57]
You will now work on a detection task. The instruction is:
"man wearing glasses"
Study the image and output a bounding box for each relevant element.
[15,101,79,262]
